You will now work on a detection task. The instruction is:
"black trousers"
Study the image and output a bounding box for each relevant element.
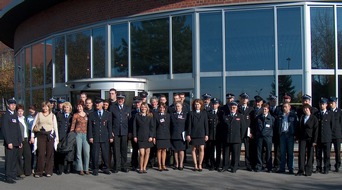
[273,140,281,168]
[131,139,139,168]
[17,139,32,176]
[249,138,257,168]
[92,142,109,172]
[331,138,341,169]
[298,139,314,175]
[205,140,220,168]
[256,136,272,171]
[114,135,128,170]
[242,137,251,168]
[316,142,331,170]
[222,143,241,171]
[5,146,19,180]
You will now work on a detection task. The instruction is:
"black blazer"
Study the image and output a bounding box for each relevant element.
[330,107,342,139]
[315,110,334,143]
[238,105,254,138]
[207,109,221,141]
[110,103,131,136]
[187,110,208,138]
[170,112,187,140]
[154,113,170,140]
[56,111,73,141]
[296,114,318,143]
[1,110,22,146]
[133,114,155,141]
[220,112,246,144]
[87,110,113,143]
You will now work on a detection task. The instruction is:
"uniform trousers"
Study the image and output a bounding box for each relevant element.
[316,142,331,171]
[114,135,128,170]
[206,140,221,168]
[256,136,272,171]
[242,137,251,169]
[222,143,241,171]
[5,146,19,180]
[331,138,341,170]
[131,139,139,169]
[298,139,314,175]
[92,142,109,173]
[17,138,32,176]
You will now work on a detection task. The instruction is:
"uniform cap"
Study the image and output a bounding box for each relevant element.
[202,93,212,100]
[254,95,263,102]
[139,91,148,98]
[211,98,220,104]
[319,97,328,104]
[95,98,104,104]
[239,93,249,99]
[7,97,16,104]
[302,94,312,100]
[226,93,235,99]
[328,97,337,102]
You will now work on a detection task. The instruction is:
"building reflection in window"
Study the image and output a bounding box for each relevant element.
[93,27,106,78]
[46,39,53,84]
[55,36,65,83]
[173,15,192,74]
[131,18,169,76]
[311,7,335,69]
[67,31,91,80]
[32,43,45,87]
[111,23,128,77]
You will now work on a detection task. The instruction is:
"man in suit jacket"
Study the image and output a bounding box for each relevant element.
[328,97,342,172]
[88,98,113,175]
[110,93,131,173]
[1,98,22,183]
[314,98,334,174]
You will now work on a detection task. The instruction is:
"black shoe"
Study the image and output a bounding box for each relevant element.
[276,170,285,173]
[92,172,98,176]
[64,170,70,174]
[247,166,253,171]
[103,170,111,175]
[296,172,303,176]
[209,167,214,171]
[14,176,24,180]
[121,168,129,173]
[219,168,228,172]
[4,178,16,184]
[335,168,339,172]
[289,170,294,174]
[112,170,118,173]
[178,166,184,171]
[56,171,62,175]
[266,169,272,173]
[323,170,329,174]
[131,167,136,171]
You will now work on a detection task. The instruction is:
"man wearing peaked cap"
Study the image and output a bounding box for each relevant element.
[314,97,333,174]
[202,93,212,112]
[220,93,235,115]
[297,94,318,120]
[55,98,66,114]
[2,97,22,183]
[238,93,254,171]
[138,91,148,103]
[328,96,342,172]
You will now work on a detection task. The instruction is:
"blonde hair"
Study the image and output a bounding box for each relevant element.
[41,101,52,113]
[140,102,153,117]
[63,101,73,113]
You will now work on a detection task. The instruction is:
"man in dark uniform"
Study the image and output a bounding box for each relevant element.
[219,101,246,173]
[267,95,281,171]
[1,98,22,184]
[255,103,275,173]
[220,93,235,115]
[238,93,254,171]
[88,98,113,175]
[314,97,333,174]
[110,93,131,173]
[49,97,58,114]
[129,96,142,171]
[202,93,212,112]
[250,95,264,170]
[328,97,341,172]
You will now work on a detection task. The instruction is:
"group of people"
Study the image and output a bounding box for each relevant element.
[1,88,341,184]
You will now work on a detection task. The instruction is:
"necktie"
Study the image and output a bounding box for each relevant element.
[119,105,122,110]
[243,106,246,111]
[98,111,102,118]
[213,110,216,115]
[65,114,68,118]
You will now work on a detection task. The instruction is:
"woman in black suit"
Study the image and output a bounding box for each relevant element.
[153,103,171,171]
[170,102,187,170]
[186,99,209,171]
[296,104,318,176]
[133,102,155,174]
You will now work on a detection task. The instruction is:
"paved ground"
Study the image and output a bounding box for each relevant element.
[0,140,341,190]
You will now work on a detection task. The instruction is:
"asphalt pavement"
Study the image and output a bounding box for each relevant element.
[0,140,341,190]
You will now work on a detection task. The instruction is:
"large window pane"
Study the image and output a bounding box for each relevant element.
[32,43,45,87]
[226,9,275,71]
[25,48,31,89]
[226,76,274,102]
[55,36,65,83]
[337,8,342,69]
[131,18,169,76]
[311,7,335,69]
[277,7,303,70]
[46,39,53,84]
[67,31,90,80]
[93,27,106,78]
[32,89,44,106]
[338,75,342,107]
[200,77,223,102]
[111,24,128,77]
[275,75,302,103]
[312,75,335,108]
[200,13,222,72]
[173,15,192,73]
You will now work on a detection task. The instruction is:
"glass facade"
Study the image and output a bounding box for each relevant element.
[14,2,342,107]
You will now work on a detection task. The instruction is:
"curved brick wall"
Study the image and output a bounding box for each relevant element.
[13,0,265,52]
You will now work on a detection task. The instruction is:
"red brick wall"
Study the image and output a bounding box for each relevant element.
[14,0,265,52]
